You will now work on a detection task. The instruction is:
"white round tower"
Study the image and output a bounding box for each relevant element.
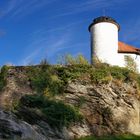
[89,16,120,65]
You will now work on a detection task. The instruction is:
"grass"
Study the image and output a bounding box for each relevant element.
[25,63,140,97]
[27,65,64,96]
[0,65,9,91]
[76,135,140,140]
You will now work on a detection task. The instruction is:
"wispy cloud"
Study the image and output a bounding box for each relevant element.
[19,28,72,65]
[120,18,140,47]
[1,0,56,18]
[19,49,40,65]
[53,0,131,17]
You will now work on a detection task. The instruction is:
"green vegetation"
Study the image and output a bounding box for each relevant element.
[19,95,83,128]
[90,67,110,83]
[0,55,140,94]
[124,55,138,72]
[26,59,140,96]
[76,135,140,140]
[0,65,9,91]
[90,64,140,85]
[58,54,89,65]
[0,55,140,138]
[56,64,92,83]
[21,60,140,129]
[27,65,64,95]
[27,63,92,95]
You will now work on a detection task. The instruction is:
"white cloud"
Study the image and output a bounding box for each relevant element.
[53,0,131,17]
[19,28,71,65]
[1,0,56,18]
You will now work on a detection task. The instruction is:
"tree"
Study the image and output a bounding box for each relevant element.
[124,55,137,72]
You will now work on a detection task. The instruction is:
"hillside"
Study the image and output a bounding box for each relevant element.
[0,64,140,140]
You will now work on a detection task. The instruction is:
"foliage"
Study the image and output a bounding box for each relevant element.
[124,55,137,72]
[27,60,140,95]
[20,95,83,128]
[56,64,92,84]
[0,65,9,91]
[108,66,130,81]
[76,134,140,140]
[27,65,64,95]
[58,54,89,65]
[90,64,139,84]
[39,58,49,65]
[27,63,93,96]
[90,67,110,84]
[136,75,140,88]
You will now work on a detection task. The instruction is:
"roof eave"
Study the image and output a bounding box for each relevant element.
[118,51,140,55]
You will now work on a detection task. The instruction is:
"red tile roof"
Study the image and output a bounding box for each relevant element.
[118,41,140,55]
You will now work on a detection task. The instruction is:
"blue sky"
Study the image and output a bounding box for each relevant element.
[0,0,139,65]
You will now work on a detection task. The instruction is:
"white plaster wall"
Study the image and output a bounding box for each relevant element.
[117,53,140,73]
[90,22,124,66]
[135,55,140,72]
[90,22,140,73]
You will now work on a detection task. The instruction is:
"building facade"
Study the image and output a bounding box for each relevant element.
[89,16,140,72]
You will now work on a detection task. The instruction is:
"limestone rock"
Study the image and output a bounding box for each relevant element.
[0,66,140,139]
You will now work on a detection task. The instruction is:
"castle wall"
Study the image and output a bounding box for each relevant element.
[89,17,140,73]
[104,52,140,73]
[90,22,124,66]
[118,53,140,72]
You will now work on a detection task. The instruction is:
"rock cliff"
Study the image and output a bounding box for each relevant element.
[0,65,140,140]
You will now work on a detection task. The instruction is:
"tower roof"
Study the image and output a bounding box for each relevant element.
[118,41,140,55]
[88,16,120,31]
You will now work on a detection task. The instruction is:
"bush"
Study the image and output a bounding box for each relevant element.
[27,62,140,95]
[56,64,92,83]
[42,101,83,127]
[27,65,64,95]
[124,55,137,72]
[90,64,139,84]
[58,54,89,65]
[90,68,110,84]
[0,65,9,91]
[135,74,140,89]
[20,95,83,128]
[39,59,49,65]
[109,66,129,81]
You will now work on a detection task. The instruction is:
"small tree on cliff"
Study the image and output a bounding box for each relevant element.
[124,55,138,72]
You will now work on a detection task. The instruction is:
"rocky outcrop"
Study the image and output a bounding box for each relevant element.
[0,109,46,140]
[0,66,140,139]
[64,80,140,137]
[0,67,33,108]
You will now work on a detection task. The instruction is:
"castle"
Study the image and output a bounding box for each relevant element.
[89,16,140,72]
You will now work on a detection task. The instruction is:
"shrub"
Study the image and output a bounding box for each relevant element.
[109,66,128,81]
[27,65,64,95]
[124,55,138,72]
[39,58,49,66]
[0,65,9,91]
[90,68,110,84]
[27,61,140,95]
[90,64,139,84]
[56,64,92,84]
[42,101,83,127]
[20,95,83,128]
[75,54,89,65]
[57,54,89,65]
